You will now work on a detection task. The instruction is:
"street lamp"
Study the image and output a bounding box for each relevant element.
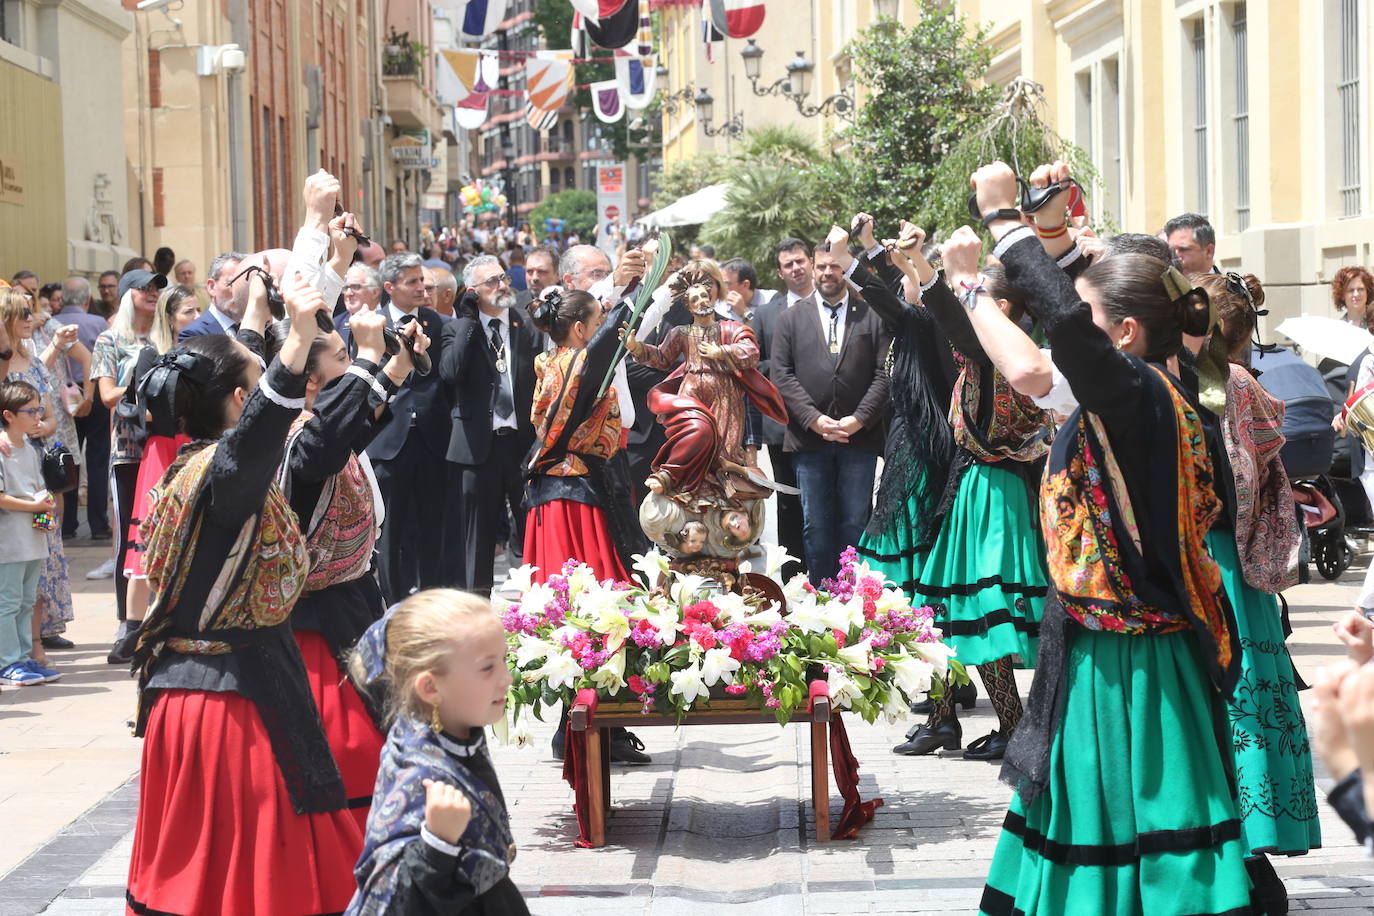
[661,84,697,117]
[694,88,744,138]
[739,43,854,121]
[873,0,899,19]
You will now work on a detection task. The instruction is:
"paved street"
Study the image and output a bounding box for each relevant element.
[3,539,1374,915]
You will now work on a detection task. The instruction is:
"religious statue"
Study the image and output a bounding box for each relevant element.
[623,267,790,574]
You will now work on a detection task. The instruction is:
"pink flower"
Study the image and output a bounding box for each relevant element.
[628,675,648,694]
[724,684,748,695]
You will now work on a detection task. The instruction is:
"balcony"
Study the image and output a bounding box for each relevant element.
[383,74,439,130]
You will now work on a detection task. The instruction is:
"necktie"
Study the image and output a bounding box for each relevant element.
[823,302,843,359]
[488,317,515,421]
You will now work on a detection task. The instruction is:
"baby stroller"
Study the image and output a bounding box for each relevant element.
[1251,346,1348,580]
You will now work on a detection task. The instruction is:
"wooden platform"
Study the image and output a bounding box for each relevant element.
[569,692,834,847]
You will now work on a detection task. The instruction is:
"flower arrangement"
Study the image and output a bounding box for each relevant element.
[498,546,964,735]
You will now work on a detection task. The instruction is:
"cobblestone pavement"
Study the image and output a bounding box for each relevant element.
[4,540,1374,914]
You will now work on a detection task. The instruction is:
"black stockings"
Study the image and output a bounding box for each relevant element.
[928,656,1023,734]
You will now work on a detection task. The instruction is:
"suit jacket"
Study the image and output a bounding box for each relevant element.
[771,294,891,454]
[438,295,540,466]
[754,291,814,447]
[342,305,452,462]
[178,309,231,341]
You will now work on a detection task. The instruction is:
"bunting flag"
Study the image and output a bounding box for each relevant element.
[584,0,639,49]
[700,0,724,62]
[590,79,624,122]
[615,50,656,109]
[461,0,508,39]
[526,101,559,132]
[439,48,499,129]
[635,0,653,57]
[709,0,765,39]
[569,0,627,21]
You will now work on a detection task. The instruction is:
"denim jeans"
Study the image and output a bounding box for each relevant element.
[792,443,878,584]
[0,559,43,668]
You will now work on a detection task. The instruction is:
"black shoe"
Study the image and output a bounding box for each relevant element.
[1246,854,1288,915]
[893,721,962,756]
[909,681,978,716]
[106,620,143,665]
[41,636,75,650]
[609,727,651,765]
[551,720,567,761]
[963,730,1009,761]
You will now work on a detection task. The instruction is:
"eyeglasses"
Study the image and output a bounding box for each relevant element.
[14,406,46,418]
[342,284,373,293]
[16,309,32,320]
[584,268,611,283]
[475,273,511,290]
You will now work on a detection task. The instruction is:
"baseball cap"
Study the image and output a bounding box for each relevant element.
[117,269,168,301]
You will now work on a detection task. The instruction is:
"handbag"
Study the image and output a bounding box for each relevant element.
[41,441,79,495]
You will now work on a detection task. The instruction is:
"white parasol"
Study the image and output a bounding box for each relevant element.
[1273,315,1374,366]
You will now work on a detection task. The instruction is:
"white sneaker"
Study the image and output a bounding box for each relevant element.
[86,556,116,580]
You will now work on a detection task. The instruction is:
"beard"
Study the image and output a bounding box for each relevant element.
[817,277,845,300]
[495,292,517,310]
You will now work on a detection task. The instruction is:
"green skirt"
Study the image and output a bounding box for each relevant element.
[981,629,1254,916]
[1206,530,1321,857]
[856,476,929,598]
[913,462,1046,668]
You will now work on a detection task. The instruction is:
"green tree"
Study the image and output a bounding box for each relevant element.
[837,3,999,235]
[530,189,598,241]
[698,165,837,288]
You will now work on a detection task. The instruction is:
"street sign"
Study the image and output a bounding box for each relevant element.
[596,163,628,257]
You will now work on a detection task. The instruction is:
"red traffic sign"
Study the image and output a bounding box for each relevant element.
[605,205,620,221]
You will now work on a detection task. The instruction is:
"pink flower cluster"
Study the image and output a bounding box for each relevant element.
[758,672,781,709]
[557,629,613,671]
[682,600,720,650]
[629,618,661,648]
[628,675,656,714]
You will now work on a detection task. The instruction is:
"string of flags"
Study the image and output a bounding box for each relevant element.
[439,0,762,131]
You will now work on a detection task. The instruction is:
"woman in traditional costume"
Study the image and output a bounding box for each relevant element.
[125,276,369,916]
[524,288,645,584]
[970,161,1254,916]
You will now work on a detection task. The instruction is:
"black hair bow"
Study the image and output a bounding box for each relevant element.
[138,349,215,437]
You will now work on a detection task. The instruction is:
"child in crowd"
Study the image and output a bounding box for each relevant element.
[347,589,528,916]
[0,380,60,686]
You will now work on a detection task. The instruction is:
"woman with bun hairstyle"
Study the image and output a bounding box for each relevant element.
[967,162,1253,916]
[124,275,369,916]
[1189,271,1319,903]
[523,288,646,584]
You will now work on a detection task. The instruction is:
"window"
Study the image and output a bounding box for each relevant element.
[1073,58,1122,226]
[1191,18,1209,215]
[1339,0,1362,216]
[1232,4,1250,230]
[565,167,575,189]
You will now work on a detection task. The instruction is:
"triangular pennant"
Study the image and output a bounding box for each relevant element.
[437,49,483,103]
[569,0,627,21]
[526,101,558,132]
[591,79,624,123]
[721,0,765,39]
[525,56,572,113]
[584,0,639,49]
[455,91,490,130]
[461,0,508,39]
[615,53,656,109]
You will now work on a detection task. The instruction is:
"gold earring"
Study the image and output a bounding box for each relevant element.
[430,703,443,733]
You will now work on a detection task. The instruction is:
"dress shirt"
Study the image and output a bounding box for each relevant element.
[816,292,850,357]
[484,310,518,432]
[286,226,346,307]
[207,304,237,333]
[387,302,416,326]
[786,288,816,309]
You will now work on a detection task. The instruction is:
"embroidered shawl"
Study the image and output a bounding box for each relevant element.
[348,714,516,915]
[1040,366,1236,682]
[279,413,378,592]
[1223,366,1300,593]
[950,357,1049,464]
[529,346,621,477]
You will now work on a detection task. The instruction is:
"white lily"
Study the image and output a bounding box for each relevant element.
[580,585,631,650]
[509,718,534,749]
[525,650,582,690]
[887,652,934,699]
[503,564,538,595]
[782,573,812,604]
[489,713,511,745]
[710,592,751,625]
[589,649,627,692]
[832,595,867,631]
[668,662,709,705]
[837,637,875,672]
[699,647,742,687]
[514,633,556,668]
[742,602,783,627]
[785,595,831,634]
[911,639,954,678]
[565,563,599,597]
[671,572,712,605]
[763,544,800,580]
[631,598,683,646]
[519,582,558,618]
[874,586,910,614]
[631,548,672,591]
[827,669,864,710]
[880,687,910,724]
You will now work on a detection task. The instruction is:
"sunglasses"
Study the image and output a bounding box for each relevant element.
[475,273,512,290]
[16,308,32,320]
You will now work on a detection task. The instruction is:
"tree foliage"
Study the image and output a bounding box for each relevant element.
[530,189,598,240]
[698,165,838,287]
[836,3,999,234]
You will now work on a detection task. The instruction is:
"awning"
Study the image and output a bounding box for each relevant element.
[637,182,730,228]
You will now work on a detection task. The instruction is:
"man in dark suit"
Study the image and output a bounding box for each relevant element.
[178,250,244,339]
[349,252,452,603]
[439,254,540,594]
[771,230,891,584]
[751,239,817,578]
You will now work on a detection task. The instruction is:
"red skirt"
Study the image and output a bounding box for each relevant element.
[524,499,629,585]
[294,629,385,834]
[126,689,363,916]
[125,434,190,578]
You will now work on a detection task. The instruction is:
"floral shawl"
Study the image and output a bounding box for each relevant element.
[1223,365,1300,593]
[347,713,517,915]
[950,357,1049,464]
[529,346,621,477]
[1040,366,1237,683]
